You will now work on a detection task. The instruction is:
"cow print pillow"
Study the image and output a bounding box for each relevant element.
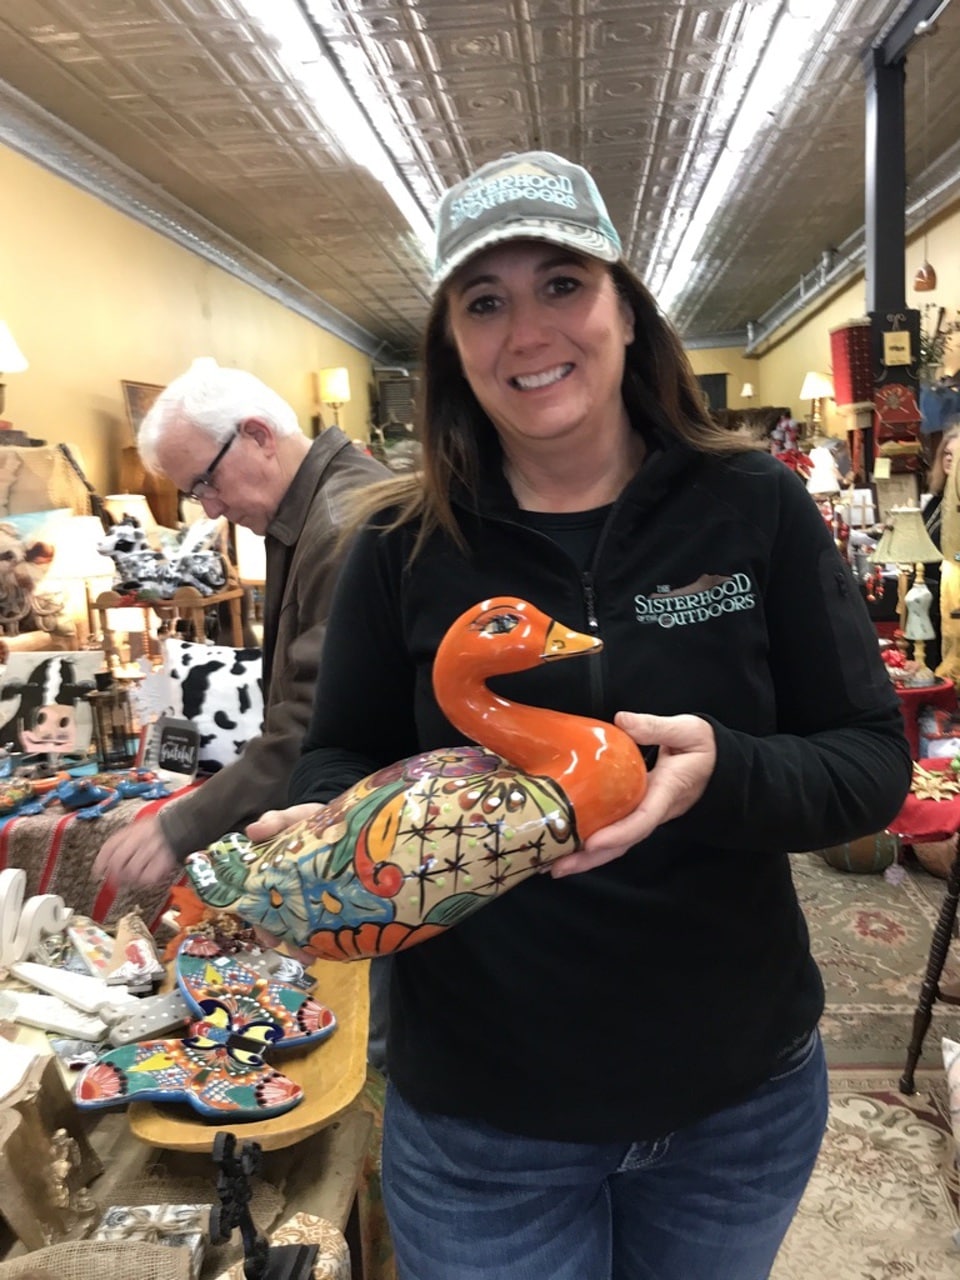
[163,639,263,773]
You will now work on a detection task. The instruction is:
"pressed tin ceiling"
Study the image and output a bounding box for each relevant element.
[1,0,959,362]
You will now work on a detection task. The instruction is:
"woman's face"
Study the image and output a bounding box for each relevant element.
[944,438,958,476]
[444,240,634,454]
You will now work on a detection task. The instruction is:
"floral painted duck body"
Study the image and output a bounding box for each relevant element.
[186,598,647,960]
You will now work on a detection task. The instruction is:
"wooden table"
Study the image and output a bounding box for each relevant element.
[1,955,374,1275]
[93,584,245,654]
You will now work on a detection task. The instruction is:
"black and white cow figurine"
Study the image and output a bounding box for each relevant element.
[98,515,169,596]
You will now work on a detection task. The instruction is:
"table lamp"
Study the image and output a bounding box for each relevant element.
[317,367,351,429]
[45,515,115,645]
[870,505,942,670]
[0,319,28,418]
[799,371,834,434]
[103,493,159,540]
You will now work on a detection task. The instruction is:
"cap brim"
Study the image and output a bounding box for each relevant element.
[433,219,621,293]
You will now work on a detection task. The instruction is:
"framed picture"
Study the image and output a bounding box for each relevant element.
[120,380,164,438]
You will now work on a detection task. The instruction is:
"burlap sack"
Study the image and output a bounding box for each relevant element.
[0,1239,191,1279]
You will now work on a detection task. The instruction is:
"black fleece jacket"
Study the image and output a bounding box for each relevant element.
[290,432,911,1142]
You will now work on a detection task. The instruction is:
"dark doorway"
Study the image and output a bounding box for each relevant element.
[696,373,728,412]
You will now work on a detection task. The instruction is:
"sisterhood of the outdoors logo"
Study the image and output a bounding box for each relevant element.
[634,572,756,629]
[449,171,579,226]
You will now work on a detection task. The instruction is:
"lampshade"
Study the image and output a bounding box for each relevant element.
[869,507,941,565]
[913,261,937,292]
[103,493,158,537]
[0,320,28,374]
[799,372,835,402]
[318,367,351,406]
[805,446,841,496]
[234,523,266,583]
[48,516,114,581]
[740,382,755,399]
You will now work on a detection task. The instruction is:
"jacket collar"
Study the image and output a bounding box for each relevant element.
[267,426,352,547]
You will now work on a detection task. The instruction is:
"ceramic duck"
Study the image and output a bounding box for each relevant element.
[186,598,648,960]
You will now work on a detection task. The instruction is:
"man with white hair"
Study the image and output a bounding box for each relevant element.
[94,360,388,887]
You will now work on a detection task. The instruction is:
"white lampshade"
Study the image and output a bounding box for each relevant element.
[48,515,115,581]
[103,493,158,537]
[805,446,841,496]
[234,523,266,583]
[318,367,351,406]
[799,371,835,402]
[0,320,28,374]
[740,382,755,399]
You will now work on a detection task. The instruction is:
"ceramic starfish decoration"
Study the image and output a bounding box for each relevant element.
[73,936,336,1119]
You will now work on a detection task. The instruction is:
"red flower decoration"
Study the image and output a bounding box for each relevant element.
[76,1061,126,1102]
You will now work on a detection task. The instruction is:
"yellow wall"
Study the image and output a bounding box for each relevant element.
[0,143,374,494]
[685,348,758,409]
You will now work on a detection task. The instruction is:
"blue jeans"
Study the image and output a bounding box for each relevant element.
[382,1030,827,1279]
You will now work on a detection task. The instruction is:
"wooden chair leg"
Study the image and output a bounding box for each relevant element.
[900,848,960,1093]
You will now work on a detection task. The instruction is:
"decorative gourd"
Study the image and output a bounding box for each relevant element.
[186,598,647,959]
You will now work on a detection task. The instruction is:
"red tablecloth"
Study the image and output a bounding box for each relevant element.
[887,757,960,843]
[0,784,195,929]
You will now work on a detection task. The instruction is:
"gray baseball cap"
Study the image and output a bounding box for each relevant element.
[432,151,623,292]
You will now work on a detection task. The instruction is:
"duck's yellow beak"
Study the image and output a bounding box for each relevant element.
[542,620,603,661]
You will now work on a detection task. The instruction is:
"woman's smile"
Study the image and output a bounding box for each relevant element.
[509,363,575,391]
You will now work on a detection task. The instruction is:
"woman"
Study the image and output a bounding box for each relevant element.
[924,422,960,549]
[286,152,911,1279]
[922,422,960,670]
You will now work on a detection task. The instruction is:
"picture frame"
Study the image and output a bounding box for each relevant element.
[120,381,164,439]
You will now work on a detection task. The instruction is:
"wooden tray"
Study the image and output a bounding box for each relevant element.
[128,957,370,1152]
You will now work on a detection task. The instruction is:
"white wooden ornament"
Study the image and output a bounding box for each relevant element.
[10,962,139,1015]
[0,868,73,969]
[0,990,108,1040]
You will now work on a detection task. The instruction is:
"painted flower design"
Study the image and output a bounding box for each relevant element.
[255,1070,302,1109]
[444,769,536,816]
[295,999,336,1035]
[405,747,500,781]
[76,1061,126,1102]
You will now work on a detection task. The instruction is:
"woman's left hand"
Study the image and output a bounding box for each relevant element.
[550,711,717,877]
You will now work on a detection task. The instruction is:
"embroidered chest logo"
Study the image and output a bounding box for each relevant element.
[634,573,756,629]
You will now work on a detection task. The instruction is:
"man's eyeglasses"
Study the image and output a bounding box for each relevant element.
[183,431,237,502]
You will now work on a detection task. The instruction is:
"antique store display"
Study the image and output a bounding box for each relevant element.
[74,937,337,1119]
[187,597,648,960]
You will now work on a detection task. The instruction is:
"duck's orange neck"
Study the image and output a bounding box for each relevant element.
[434,673,646,843]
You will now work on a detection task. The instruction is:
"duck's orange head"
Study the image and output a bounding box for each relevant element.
[435,598,601,685]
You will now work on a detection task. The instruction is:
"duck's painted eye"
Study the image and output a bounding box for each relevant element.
[485,613,520,636]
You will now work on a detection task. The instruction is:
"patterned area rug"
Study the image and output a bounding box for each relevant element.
[773,1069,960,1278]
[794,852,960,1070]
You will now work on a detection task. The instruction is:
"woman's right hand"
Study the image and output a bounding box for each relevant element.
[245,802,323,843]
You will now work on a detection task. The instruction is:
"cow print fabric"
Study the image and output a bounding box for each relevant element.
[163,639,263,773]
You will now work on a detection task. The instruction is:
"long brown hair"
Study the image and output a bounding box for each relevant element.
[346,258,755,556]
[928,423,960,495]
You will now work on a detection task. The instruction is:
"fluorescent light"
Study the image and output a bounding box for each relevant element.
[235,0,435,255]
[652,1,834,315]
